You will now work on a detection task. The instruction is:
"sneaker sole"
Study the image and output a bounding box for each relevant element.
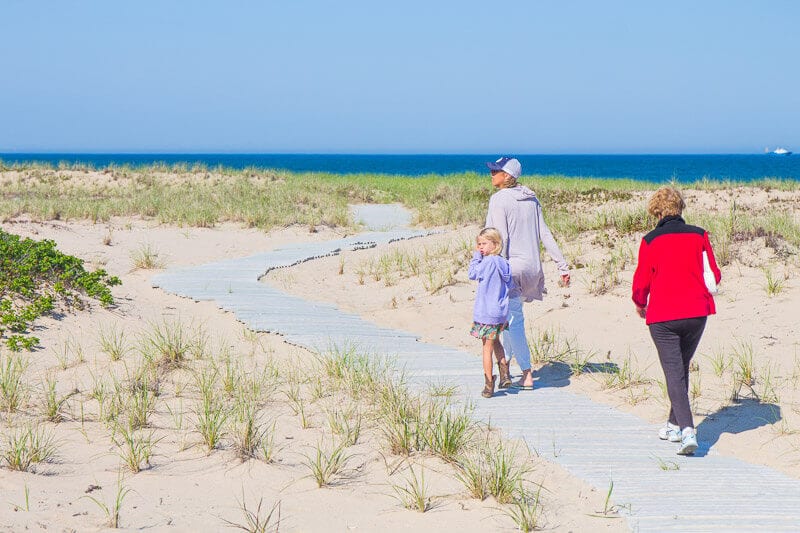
[677,442,698,455]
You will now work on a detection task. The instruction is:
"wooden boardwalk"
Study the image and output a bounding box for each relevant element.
[153,225,800,532]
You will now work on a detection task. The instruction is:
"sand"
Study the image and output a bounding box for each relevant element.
[0,217,626,532]
[1,183,798,531]
[264,189,800,480]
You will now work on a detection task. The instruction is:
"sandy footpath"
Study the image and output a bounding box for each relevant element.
[0,217,627,532]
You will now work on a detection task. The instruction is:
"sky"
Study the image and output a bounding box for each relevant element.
[1,1,798,154]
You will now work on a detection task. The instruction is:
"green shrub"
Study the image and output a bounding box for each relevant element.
[0,230,121,351]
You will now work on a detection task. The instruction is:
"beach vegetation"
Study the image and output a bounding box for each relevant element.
[454,449,491,500]
[422,400,476,463]
[503,483,544,532]
[763,268,786,296]
[195,392,227,452]
[599,479,618,516]
[11,483,31,512]
[600,355,651,391]
[113,423,156,473]
[222,491,281,533]
[356,238,470,294]
[653,455,680,471]
[568,346,599,377]
[130,243,165,270]
[706,348,730,377]
[40,373,77,422]
[327,404,361,446]
[390,465,431,512]
[256,420,280,463]
[584,259,621,296]
[139,318,194,369]
[0,229,120,351]
[98,322,131,361]
[758,363,780,404]
[486,439,530,504]
[303,439,351,487]
[1,423,58,471]
[526,326,578,365]
[230,400,265,460]
[125,384,157,430]
[83,474,131,529]
[0,352,29,412]
[732,340,756,398]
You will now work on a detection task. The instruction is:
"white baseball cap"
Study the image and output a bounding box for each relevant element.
[485,156,522,179]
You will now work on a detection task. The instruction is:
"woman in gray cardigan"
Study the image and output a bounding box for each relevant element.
[485,157,570,389]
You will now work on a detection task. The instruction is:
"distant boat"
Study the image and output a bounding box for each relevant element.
[769,147,792,156]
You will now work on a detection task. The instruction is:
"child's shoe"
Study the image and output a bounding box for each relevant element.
[658,422,682,442]
[482,375,496,398]
[677,428,698,456]
[497,359,512,389]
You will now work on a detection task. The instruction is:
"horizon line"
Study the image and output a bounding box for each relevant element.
[0,151,785,157]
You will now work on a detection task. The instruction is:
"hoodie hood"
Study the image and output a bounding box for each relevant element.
[504,185,538,201]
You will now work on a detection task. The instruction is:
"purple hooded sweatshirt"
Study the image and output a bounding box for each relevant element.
[486,185,569,302]
[468,251,512,325]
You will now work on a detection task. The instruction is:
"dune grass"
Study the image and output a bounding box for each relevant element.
[6,163,797,231]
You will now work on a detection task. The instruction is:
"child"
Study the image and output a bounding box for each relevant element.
[468,227,512,398]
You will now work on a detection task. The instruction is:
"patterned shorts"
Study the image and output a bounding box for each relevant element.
[470,321,508,341]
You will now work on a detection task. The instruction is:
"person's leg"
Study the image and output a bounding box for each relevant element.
[502,295,533,386]
[481,338,496,398]
[679,317,707,392]
[482,338,494,380]
[649,321,693,430]
[493,337,512,387]
[677,317,707,430]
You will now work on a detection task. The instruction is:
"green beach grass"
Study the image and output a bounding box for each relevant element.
[3,163,800,266]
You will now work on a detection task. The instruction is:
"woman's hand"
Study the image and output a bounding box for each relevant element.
[560,273,570,287]
[635,305,647,319]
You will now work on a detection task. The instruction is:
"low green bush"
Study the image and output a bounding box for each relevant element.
[0,230,121,351]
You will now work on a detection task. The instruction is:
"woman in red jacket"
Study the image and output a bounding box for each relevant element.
[632,186,721,456]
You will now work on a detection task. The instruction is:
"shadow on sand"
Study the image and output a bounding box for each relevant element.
[501,360,621,393]
[695,399,780,457]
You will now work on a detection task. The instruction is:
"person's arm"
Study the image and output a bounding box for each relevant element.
[631,238,651,317]
[468,250,483,281]
[537,206,570,280]
[703,231,722,284]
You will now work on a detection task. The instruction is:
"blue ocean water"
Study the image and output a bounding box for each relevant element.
[1,153,797,182]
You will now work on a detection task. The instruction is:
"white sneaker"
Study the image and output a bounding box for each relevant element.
[678,430,698,456]
[658,422,681,442]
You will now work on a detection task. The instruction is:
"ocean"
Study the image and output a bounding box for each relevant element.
[1,153,797,182]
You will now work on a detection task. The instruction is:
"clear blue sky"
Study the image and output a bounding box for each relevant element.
[1,1,798,154]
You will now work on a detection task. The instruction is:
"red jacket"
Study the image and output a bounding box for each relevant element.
[632,216,721,325]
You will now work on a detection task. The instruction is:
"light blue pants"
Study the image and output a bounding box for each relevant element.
[502,295,532,371]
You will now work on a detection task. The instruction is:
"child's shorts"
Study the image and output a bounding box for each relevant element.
[470,321,508,341]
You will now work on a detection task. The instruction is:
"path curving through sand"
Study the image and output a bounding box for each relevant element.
[153,205,800,532]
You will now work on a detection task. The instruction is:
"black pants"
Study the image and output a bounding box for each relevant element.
[649,317,707,430]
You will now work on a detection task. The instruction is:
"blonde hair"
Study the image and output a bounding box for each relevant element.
[477,227,503,256]
[500,173,518,188]
[647,186,685,219]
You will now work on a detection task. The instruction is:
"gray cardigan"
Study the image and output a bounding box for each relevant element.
[485,185,569,302]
